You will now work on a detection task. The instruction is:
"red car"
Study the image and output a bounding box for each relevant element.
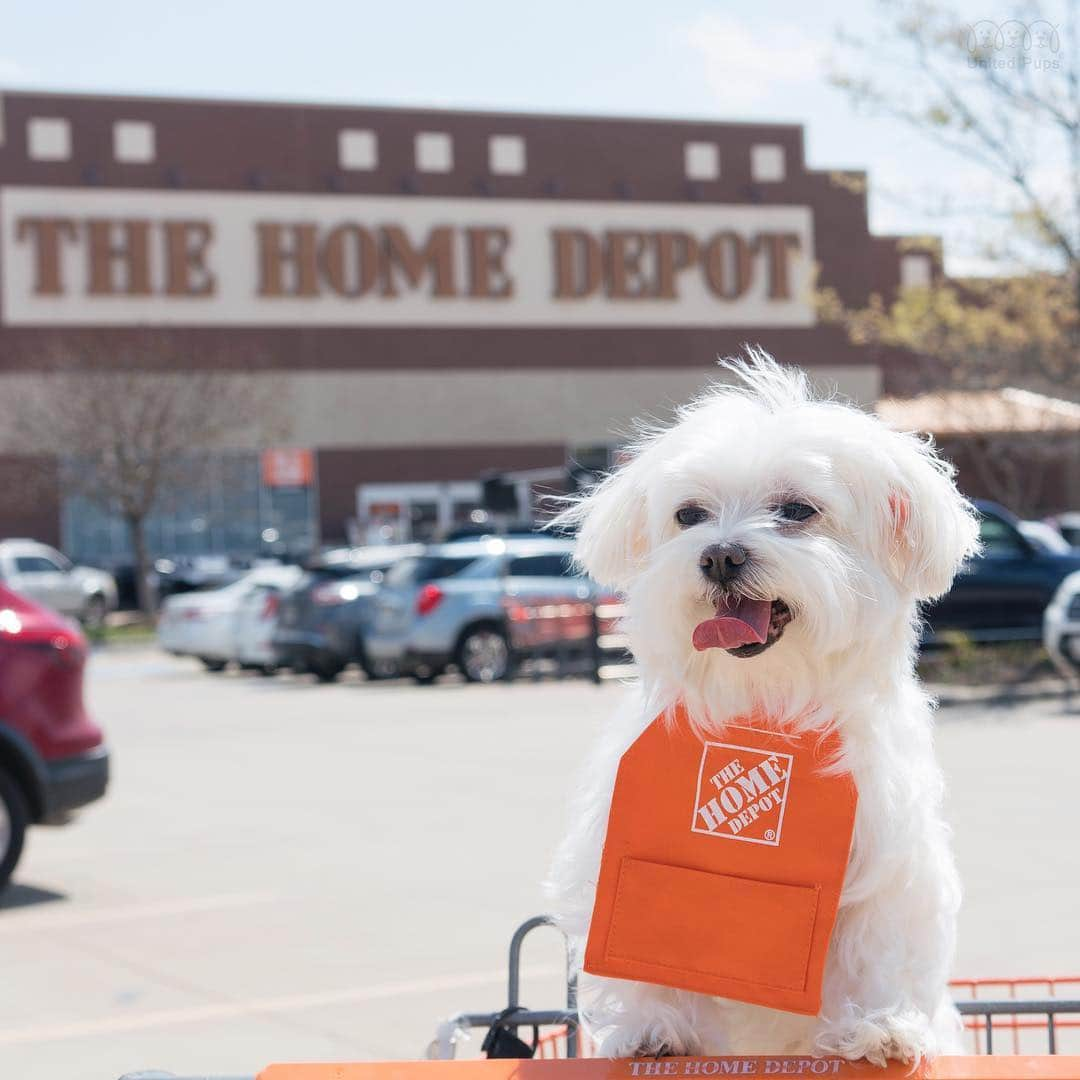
[0,584,109,889]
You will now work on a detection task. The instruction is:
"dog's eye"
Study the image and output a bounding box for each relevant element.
[775,501,818,523]
[675,505,709,528]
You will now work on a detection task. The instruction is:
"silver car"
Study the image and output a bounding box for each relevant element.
[0,539,118,628]
[366,537,591,683]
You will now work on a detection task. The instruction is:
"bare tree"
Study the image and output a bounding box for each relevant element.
[831,1,1078,280]
[6,338,282,614]
[822,2,1080,510]
[825,1,1078,376]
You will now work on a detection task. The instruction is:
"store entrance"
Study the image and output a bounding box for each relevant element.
[356,483,484,545]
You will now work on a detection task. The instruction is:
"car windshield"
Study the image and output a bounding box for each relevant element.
[384,554,479,587]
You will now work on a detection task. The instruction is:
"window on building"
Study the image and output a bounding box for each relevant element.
[751,143,786,182]
[684,141,720,181]
[27,117,71,161]
[489,134,526,175]
[415,131,453,173]
[113,120,155,163]
[338,128,378,171]
[60,451,317,566]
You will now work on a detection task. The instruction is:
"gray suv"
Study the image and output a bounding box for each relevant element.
[365,537,591,683]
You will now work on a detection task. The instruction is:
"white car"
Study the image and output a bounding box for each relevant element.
[157,564,302,671]
[1044,569,1080,681]
[0,538,118,628]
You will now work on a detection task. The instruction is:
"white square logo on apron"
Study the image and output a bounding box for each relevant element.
[691,740,793,846]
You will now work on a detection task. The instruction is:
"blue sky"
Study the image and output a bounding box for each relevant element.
[1,1,1068,274]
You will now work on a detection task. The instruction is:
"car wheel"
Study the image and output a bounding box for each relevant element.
[0,769,29,893]
[256,664,278,677]
[199,657,227,672]
[310,659,345,683]
[81,594,109,632]
[357,646,396,681]
[411,667,444,685]
[456,627,513,683]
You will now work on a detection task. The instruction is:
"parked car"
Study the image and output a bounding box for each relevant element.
[0,584,109,889]
[1052,512,1080,548]
[232,578,298,675]
[152,555,248,601]
[922,500,1080,644]
[366,537,593,683]
[0,539,118,629]
[156,563,302,671]
[1044,570,1080,680]
[1018,519,1074,555]
[273,544,422,682]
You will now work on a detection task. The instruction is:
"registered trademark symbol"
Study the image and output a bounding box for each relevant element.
[765,829,776,841]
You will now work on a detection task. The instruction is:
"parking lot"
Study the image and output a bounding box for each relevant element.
[1,648,1078,1080]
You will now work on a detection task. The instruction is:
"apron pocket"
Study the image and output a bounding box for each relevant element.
[605,856,820,992]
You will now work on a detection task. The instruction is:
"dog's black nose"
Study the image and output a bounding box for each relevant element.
[699,543,747,584]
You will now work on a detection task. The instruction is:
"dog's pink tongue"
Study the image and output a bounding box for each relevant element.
[693,596,773,652]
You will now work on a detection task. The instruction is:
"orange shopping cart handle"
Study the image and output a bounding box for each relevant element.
[259,1055,1080,1079]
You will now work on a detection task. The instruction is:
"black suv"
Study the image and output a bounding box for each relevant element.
[923,500,1080,643]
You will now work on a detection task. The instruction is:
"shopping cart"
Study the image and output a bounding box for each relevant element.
[120,917,1080,1079]
[430,916,1080,1061]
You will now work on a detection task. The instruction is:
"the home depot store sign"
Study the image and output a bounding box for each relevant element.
[1,188,815,327]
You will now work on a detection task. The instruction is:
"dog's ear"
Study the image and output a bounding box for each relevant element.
[556,454,649,589]
[875,429,981,601]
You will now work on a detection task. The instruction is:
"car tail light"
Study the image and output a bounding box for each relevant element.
[416,583,444,616]
[261,592,280,619]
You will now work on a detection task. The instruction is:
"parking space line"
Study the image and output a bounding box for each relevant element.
[0,963,565,1044]
[0,891,279,933]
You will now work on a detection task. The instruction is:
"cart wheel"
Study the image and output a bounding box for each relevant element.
[0,768,29,892]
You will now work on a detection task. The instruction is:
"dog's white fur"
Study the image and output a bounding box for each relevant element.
[547,352,980,1066]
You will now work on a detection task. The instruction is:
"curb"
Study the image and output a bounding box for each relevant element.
[931,679,1074,708]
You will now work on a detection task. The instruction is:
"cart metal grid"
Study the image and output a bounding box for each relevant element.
[120,917,1080,1079]
[430,917,1080,1060]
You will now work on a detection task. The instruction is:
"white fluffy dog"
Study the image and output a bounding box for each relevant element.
[547,352,979,1066]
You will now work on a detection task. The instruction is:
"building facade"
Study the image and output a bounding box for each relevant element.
[0,90,933,562]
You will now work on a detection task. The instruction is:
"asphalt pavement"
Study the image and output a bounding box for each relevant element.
[1,649,1078,1079]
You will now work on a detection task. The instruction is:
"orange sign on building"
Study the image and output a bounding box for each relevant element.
[262,448,314,489]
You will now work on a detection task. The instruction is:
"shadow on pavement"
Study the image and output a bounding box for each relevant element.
[0,882,68,911]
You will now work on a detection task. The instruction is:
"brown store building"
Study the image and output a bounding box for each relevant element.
[0,90,934,564]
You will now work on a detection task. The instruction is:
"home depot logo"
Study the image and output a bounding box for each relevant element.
[691,741,793,846]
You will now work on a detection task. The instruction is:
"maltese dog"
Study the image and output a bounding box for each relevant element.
[548,351,979,1066]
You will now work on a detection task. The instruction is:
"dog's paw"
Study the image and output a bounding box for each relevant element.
[600,1025,702,1060]
[817,1009,936,1067]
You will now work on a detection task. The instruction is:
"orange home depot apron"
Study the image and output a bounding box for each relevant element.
[583,703,857,1015]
